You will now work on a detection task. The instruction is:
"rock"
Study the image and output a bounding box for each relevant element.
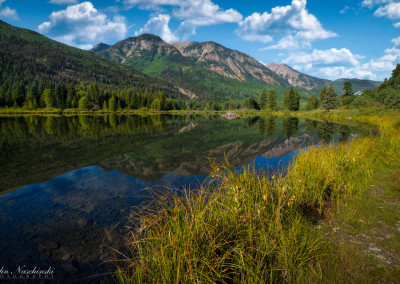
[61,253,72,261]
[222,112,240,120]
[77,218,88,228]
[42,241,59,250]
[105,228,121,244]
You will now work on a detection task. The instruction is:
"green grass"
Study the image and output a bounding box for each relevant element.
[115,111,400,282]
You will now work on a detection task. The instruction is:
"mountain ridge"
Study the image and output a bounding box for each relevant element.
[91,34,292,102]
[266,63,381,94]
[0,21,183,98]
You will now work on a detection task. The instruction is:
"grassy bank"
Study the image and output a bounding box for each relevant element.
[116,111,400,283]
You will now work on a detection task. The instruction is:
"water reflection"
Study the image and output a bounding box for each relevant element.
[283,117,299,139]
[0,114,377,281]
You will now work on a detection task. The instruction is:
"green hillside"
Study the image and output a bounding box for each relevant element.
[92,35,300,103]
[0,21,182,98]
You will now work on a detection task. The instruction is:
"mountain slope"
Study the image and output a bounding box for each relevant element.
[0,21,182,97]
[92,34,293,102]
[266,63,381,94]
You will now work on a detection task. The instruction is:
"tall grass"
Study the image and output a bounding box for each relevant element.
[116,112,400,283]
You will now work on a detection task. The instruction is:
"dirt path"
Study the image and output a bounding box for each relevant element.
[320,169,400,283]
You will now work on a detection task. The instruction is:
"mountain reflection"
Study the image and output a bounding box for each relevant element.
[0,114,377,281]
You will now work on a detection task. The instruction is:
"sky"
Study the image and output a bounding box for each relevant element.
[1,0,400,81]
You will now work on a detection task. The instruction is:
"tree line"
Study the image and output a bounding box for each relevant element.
[0,80,243,111]
[243,64,400,112]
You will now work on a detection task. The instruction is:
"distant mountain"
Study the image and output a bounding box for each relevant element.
[0,21,182,98]
[266,63,381,95]
[92,34,293,102]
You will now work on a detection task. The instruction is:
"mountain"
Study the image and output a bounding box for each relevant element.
[92,34,293,102]
[265,63,327,91]
[266,63,381,95]
[0,21,182,98]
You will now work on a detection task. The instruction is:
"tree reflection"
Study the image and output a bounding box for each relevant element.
[282,117,299,139]
[317,121,337,143]
[266,116,276,137]
[305,119,318,134]
[338,125,351,142]
[243,116,260,128]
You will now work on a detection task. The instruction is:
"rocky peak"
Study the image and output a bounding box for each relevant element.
[266,63,327,91]
[90,43,110,53]
[94,33,180,63]
[172,40,279,84]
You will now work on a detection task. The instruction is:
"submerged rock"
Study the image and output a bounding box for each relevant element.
[222,112,240,120]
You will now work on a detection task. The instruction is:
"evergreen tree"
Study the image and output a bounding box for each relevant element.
[67,83,77,108]
[103,101,108,111]
[319,87,328,106]
[30,82,40,104]
[306,94,319,110]
[283,86,300,111]
[87,83,100,106]
[78,96,90,110]
[243,96,260,110]
[342,81,354,97]
[42,89,56,108]
[259,89,267,110]
[266,89,277,111]
[108,95,117,112]
[12,82,26,107]
[55,83,67,108]
[322,83,340,110]
[158,91,166,111]
[341,81,355,106]
[0,81,8,107]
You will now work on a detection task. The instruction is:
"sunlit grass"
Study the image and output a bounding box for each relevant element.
[116,110,400,283]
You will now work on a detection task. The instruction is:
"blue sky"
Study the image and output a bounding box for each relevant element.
[1,0,400,81]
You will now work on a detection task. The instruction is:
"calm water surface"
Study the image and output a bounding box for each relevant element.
[0,114,376,281]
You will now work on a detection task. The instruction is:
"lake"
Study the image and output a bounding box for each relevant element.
[0,114,376,281]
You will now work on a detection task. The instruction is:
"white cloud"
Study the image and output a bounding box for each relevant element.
[49,0,78,5]
[361,0,393,8]
[0,6,18,19]
[236,0,336,50]
[281,41,400,81]
[135,14,178,42]
[374,2,400,19]
[261,35,311,50]
[0,0,18,20]
[125,0,242,40]
[340,6,350,14]
[394,21,400,27]
[38,1,127,49]
[392,36,400,46]
[283,48,362,66]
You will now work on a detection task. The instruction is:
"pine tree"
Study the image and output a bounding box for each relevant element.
[341,81,355,106]
[283,86,300,111]
[259,89,267,110]
[342,81,354,97]
[42,89,56,108]
[322,83,339,110]
[266,89,277,111]
[243,96,260,110]
[0,81,8,107]
[78,96,90,110]
[87,83,100,106]
[319,87,327,106]
[108,95,117,112]
[30,82,40,105]
[67,83,77,108]
[306,94,319,110]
